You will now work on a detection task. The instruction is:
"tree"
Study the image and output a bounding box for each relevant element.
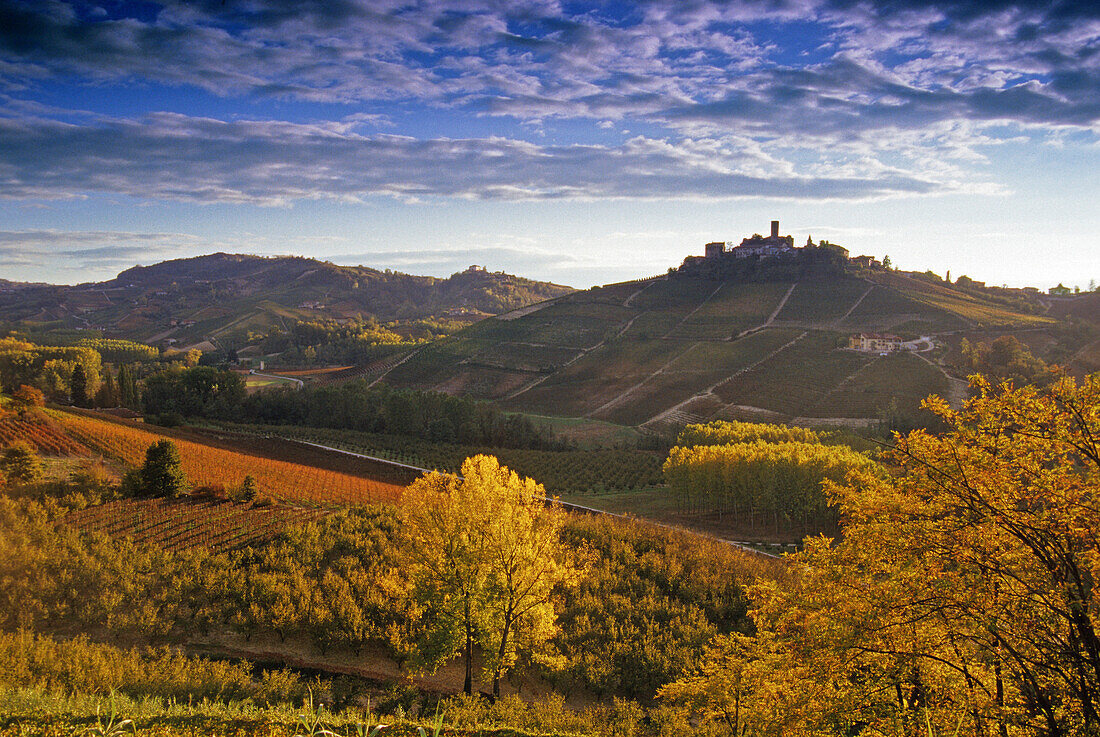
[882,254,893,270]
[237,474,259,502]
[11,385,44,410]
[401,455,578,696]
[70,363,88,407]
[94,367,118,408]
[0,442,43,483]
[117,365,139,409]
[137,440,189,498]
[401,462,491,695]
[663,374,1100,735]
[478,455,580,696]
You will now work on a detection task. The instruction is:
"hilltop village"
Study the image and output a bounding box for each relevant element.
[683,221,921,354]
[698,219,876,265]
[679,218,879,281]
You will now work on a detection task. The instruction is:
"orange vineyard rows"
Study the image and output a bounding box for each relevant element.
[0,414,89,456]
[64,497,327,552]
[58,412,404,507]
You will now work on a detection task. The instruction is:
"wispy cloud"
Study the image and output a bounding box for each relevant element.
[0,229,206,276]
[0,0,1097,223]
[0,112,949,203]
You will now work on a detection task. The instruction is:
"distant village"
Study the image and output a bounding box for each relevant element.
[699,220,924,354]
[701,219,880,268]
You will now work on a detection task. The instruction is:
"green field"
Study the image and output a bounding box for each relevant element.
[598,329,805,425]
[807,351,949,418]
[507,338,692,416]
[381,269,1050,424]
[713,331,874,416]
[870,271,1053,329]
[675,281,793,339]
[772,276,870,324]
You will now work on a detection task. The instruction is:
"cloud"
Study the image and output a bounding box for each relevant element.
[0,229,206,276]
[1,0,1098,212]
[330,245,593,273]
[0,112,948,203]
[1,0,1097,134]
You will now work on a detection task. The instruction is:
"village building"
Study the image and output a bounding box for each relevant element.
[731,220,796,258]
[697,220,853,265]
[849,333,905,352]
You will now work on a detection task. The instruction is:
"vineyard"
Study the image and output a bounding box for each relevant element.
[210,422,665,493]
[64,496,326,552]
[0,413,88,456]
[56,413,404,507]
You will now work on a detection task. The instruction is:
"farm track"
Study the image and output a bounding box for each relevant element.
[834,285,875,326]
[503,313,642,401]
[622,277,664,308]
[662,281,727,339]
[643,331,808,428]
[366,346,424,388]
[584,341,703,418]
[735,282,797,338]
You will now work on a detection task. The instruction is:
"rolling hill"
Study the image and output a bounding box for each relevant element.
[378,263,1083,428]
[0,254,574,350]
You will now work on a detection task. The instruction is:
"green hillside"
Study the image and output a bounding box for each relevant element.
[382,266,1061,427]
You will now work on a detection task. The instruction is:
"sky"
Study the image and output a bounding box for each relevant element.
[0,0,1098,289]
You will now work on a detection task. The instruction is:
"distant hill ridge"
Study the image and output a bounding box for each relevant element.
[0,253,574,346]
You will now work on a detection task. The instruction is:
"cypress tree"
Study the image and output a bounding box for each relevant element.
[70,364,88,407]
[95,367,119,408]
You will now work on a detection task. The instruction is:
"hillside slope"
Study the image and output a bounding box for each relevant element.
[382,267,1063,427]
[0,254,573,348]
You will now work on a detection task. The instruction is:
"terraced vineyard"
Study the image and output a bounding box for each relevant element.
[57,412,404,507]
[64,496,326,552]
[712,332,875,416]
[772,277,869,324]
[808,352,950,418]
[381,268,1052,426]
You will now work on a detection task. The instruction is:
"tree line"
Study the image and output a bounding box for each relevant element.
[142,368,558,449]
[663,420,878,533]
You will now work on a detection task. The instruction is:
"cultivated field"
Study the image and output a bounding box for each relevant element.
[64,496,326,552]
[57,412,404,507]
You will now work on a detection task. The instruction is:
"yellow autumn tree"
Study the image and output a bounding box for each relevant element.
[401,454,580,696]
[663,373,1100,736]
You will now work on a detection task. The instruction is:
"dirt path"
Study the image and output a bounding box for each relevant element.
[914,352,969,408]
[735,282,797,338]
[663,281,727,338]
[834,285,874,326]
[643,331,808,427]
[365,346,423,388]
[502,315,642,401]
[623,277,664,308]
[584,341,703,418]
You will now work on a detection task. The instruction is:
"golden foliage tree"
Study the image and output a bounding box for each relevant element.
[401,455,580,696]
[663,374,1100,736]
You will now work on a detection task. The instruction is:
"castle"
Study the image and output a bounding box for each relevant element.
[704,220,847,260]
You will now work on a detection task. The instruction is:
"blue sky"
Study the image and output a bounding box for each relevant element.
[0,0,1098,289]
